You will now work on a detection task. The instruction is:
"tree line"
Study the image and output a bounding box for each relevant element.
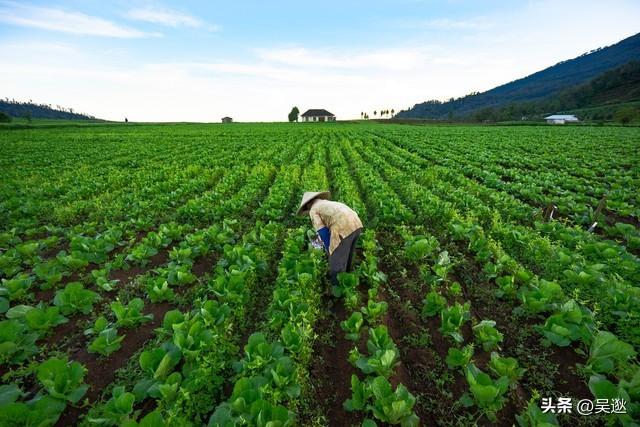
[0,99,96,122]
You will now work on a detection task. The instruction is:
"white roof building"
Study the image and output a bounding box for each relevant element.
[300,109,336,122]
[544,114,579,124]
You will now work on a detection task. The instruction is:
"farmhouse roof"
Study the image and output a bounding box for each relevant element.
[301,109,335,117]
[544,114,578,120]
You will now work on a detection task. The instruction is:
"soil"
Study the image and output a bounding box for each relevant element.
[307,296,363,427]
[604,208,640,229]
[43,313,91,349]
[54,302,173,427]
[378,243,464,426]
[374,229,591,426]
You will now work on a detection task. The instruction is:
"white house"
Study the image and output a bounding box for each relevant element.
[301,109,336,122]
[544,114,579,124]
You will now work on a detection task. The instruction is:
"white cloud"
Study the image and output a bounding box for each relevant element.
[126,6,218,30]
[0,2,159,38]
[254,47,430,71]
[1,0,639,122]
[0,41,512,122]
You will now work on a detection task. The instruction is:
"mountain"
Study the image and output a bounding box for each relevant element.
[0,99,97,121]
[471,60,640,122]
[396,32,640,119]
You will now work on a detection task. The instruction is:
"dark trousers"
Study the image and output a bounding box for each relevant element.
[329,228,362,285]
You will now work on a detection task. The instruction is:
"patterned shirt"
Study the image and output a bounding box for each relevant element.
[309,199,363,255]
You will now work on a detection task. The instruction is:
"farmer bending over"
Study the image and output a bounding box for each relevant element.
[297,191,363,285]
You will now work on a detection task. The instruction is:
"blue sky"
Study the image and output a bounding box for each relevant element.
[1,0,639,121]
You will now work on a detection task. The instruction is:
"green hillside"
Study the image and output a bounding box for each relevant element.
[472,60,640,122]
[397,32,640,119]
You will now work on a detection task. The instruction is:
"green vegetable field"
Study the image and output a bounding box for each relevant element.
[1,122,639,426]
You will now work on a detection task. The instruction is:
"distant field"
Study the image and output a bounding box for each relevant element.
[1,122,639,426]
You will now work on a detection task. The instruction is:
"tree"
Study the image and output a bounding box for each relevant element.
[288,106,300,122]
[473,107,497,123]
[22,110,32,123]
[361,112,364,119]
[373,110,377,117]
[0,112,12,123]
[614,106,637,125]
[391,108,395,117]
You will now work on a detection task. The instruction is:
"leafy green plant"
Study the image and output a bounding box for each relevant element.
[332,272,359,298]
[344,374,372,412]
[462,363,509,421]
[89,385,168,426]
[351,326,400,378]
[267,356,301,402]
[327,267,357,306]
[488,352,525,386]
[448,281,462,297]
[172,317,215,358]
[111,298,153,328]
[445,344,474,370]
[538,299,595,347]
[145,277,175,303]
[355,348,400,378]
[234,332,284,374]
[587,373,639,427]
[341,312,365,341]
[0,273,35,301]
[0,319,39,364]
[473,320,504,351]
[56,250,89,271]
[37,356,88,403]
[133,342,182,401]
[15,241,40,263]
[517,280,565,314]
[361,298,388,324]
[495,275,516,299]
[211,269,250,305]
[0,390,66,426]
[166,263,197,286]
[368,376,419,426]
[33,260,64,288]
[86,316,126,356]
[53,282,100,315]
[199,299,231,328]
[367,325,397,354]
[126,243,158,266]
[0,249,22,279]
[169,246,194,265]
[422,290,446,317]
[432,250,453,282]
[6,303,67,335]
[88,386,135,425]
[515,399,559,426]
[92,268,119,292]
[586,331,636,375]
[280,323,304,354]
[440,302,471,344]
[208,377,294,427]
[404,235,438,262]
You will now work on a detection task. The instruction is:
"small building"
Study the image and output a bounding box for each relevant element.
[300,109,336,122]
[544,114,579,124]
[221,116,233,123]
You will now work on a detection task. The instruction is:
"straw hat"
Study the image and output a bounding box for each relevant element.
[296,191,330,216]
